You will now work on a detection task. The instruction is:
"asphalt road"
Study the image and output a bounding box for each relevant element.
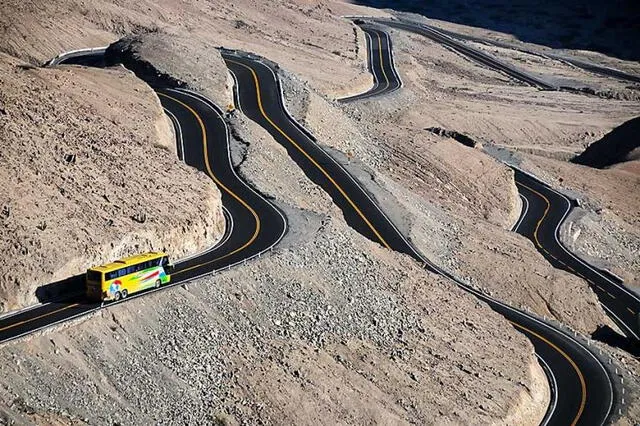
[0,27,621,425]
[340,23,401,102]
[0,57,286,343]
[514,169,640,346]
[370,18,557,90]
[222,47,615,425]
[412,23,640,85]
[357,18,640,350]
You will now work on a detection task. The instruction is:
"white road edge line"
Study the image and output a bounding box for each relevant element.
[162,107,185,161]
[340,28,378,101]
[1,70,288,343]
[602,304,640,341]
[514,166,640,306]
[266,54,615,423]
[536,353,558,426]
[167,87,288,253]
[512,193,529,232]
[383,28,403,90]
[161,105,234,263]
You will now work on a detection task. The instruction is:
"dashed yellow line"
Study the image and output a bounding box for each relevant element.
[627,307,636,315]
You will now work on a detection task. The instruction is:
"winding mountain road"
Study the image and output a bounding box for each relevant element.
[340,23,401,102]
[221,45,616,425]
[0,57,287,343]
[514,169,640,344]
[0,21,625,425]
[368,17,640,346]
[370,18,557,90]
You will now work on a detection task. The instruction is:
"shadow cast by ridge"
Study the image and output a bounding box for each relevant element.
[572,116,640,169]
[351,0,640,62]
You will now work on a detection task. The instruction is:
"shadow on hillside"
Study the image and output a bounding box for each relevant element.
[572,116,640,169]
[351,0,640,62]
[35,274,86,304]
[592,324,640,357]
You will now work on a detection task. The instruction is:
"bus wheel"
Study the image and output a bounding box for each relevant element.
[113,291,122,301]
[154,279,161,289]
[121,289,128,299]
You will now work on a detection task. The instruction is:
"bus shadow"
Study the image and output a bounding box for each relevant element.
[35,274,87,304]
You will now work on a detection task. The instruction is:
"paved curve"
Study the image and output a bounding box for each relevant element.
[513,169,640,345]
[339,23,401,102]
[356,17,640,349]
[409,23,640,85]
[0,56,287,343]
[369,18,557,90]
[221,48,615,425]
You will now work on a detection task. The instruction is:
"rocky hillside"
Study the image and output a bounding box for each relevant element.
[0,53,225,312]
[1,0,640,424]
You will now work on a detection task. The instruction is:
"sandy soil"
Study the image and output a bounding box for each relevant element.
[0,53,225,312]
[0,109,548,425]
[0,0,639,423]
[285,26,623,335]
[0,0,386,98]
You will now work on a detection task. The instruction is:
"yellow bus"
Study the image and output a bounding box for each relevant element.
[86,252,171,302]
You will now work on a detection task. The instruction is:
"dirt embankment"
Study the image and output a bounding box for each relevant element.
[0,53,225,312]
[0,0,382,98]
[105,32,234,109]
[287,33,612,335]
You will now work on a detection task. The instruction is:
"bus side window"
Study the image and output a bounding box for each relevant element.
[161,257,169,267]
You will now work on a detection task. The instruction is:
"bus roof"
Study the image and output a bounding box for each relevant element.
[89,252,167,273]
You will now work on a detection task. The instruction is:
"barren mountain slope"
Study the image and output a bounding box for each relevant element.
[0,110,549,425]
[0,53,224,312]
[0,0,638,423]
[0,0,387,97]
[303,25,638,334]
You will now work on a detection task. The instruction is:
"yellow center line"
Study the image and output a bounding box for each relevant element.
[515,181,550,250]
[0,303,80,332]
[226,58,391,249]
[509,320,586,425]
[375,30,390,92]
[228,55,592,426]
[158,92,261,273]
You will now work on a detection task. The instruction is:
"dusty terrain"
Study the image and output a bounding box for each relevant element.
[290,26,632,336]
[0,0,387,98]
[0,107,549,425]
[0,0,639,424]
[0,52,224,312]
